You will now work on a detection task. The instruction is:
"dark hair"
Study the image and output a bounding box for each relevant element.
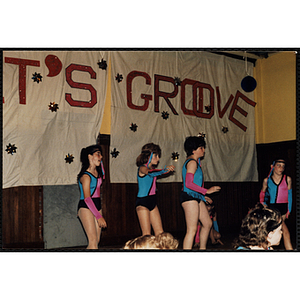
[77,144,103,180]
[136,143,162,167]
[233,203,282,250]
[272,158,286,169]
[206,202,216,217]
[184,136,206,157]
[269,158,287,178]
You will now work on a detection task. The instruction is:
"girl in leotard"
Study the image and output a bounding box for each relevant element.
[77,144,107,249]
[180,136,221,250]
[135,143,175,236]
[260,158,293,250]
[233,203,282,250]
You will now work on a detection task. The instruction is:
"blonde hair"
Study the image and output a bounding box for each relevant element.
[124,232,179,250]
[124,235,158,249]
[155,232,179,249]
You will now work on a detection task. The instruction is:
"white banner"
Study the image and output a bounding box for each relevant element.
[110,51,258,183]
[3,51,109,188]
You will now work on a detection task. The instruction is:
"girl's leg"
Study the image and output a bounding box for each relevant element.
[136,206,151,235]
[209,227,216,244]
[198,201,213,250]
[194,222,201,246]
[78,208,101,249]
[281,216,293,250]
[149,206,164,236]
[182,200,199,249]
[96,209,103,245]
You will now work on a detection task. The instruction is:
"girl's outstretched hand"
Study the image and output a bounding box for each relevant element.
[205,196,213,204]
[166,165,175,172]
[212,239,224,245]
[216,239,224,245]
[97,217,107,228]
[206,186,221,194]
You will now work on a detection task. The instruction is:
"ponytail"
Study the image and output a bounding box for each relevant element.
[136,143,161,167]
[77,144,104,180]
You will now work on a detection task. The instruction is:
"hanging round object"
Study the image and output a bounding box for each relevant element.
[241,75,257,92]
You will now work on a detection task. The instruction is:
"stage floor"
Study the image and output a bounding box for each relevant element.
[56,227,297,251]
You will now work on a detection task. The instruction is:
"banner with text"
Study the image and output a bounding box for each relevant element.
[110,51,258,183]
[3,51,109,188]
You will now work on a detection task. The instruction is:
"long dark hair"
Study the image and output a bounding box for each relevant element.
[77,144,103,180]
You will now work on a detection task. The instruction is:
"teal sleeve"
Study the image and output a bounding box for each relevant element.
[147,167,167,177]
[213,220,219,232]
[288,189,292,213]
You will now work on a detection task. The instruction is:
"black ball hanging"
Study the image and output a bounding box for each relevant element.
[241,76,257,92]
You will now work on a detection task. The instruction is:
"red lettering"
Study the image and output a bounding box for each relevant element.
[127,71,152,111]
[229,90,256,131]
[216,86,234,118]
[4,57,40,105]
[65,64,97,108]
[180,78,197,116]
[154,75,178,115]
[193,82,214,119]
[125,71,256,132]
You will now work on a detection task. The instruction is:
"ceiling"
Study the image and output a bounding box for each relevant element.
[211,50,279,65]
[222,51,276,59]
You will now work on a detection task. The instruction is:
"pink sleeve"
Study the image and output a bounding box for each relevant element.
[84,197,102,220]
[185,173,207,195]
[259,191,266,205]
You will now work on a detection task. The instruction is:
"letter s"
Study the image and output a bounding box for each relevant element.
[65,64,97,108]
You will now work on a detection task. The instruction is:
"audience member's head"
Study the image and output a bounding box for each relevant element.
[155,232,179,249]
[124,232,179,250]
[234,203,282,250]
[124,235,157,249]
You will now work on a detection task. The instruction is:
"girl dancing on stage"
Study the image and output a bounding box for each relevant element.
[180,136,221,250]
[136,143,175,236]
[260,158,293,250]
[77,144,107,249]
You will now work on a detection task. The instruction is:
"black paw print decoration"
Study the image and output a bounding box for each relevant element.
[222,126,229,133]
[48,102,59,112]
[110,148,120,158]
[6,143,17,155]
[65,153,74,164]
[161,111,169,120]
[97,59,107,70]
[205,105,211,112]
[171,152,180,161]
[130,123,138,132]
[115,73,123,83]
[32,72,43,83]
